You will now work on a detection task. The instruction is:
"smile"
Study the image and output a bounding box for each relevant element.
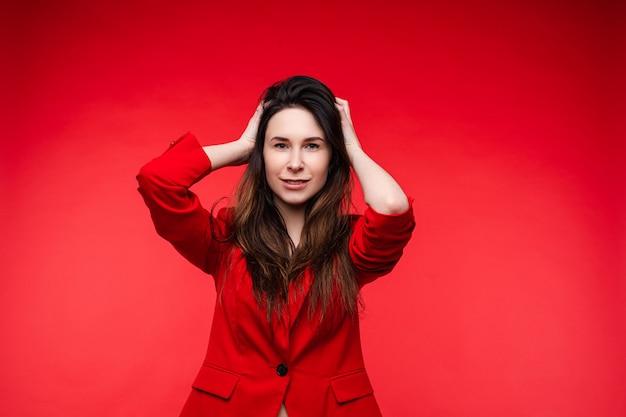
[282,179,309,190]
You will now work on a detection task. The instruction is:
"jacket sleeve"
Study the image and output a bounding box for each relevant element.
[136,132,227,275]
[349,200,415,285]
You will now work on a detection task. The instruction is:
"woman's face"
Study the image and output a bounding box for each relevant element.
[263,107,331,214]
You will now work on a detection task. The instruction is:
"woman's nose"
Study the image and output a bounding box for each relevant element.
[287,150,304,171]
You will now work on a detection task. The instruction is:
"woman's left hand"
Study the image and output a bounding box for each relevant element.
[334,97,409,214]
[335,97,362,153]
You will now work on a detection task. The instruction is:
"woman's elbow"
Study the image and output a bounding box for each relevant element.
[375,194,410,215]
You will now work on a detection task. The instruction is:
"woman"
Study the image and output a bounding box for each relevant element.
[137,76,414,417]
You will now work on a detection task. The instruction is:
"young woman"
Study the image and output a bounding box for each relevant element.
[137,76,414,417]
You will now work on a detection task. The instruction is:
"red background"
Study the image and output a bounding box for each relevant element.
[2,1,624,416]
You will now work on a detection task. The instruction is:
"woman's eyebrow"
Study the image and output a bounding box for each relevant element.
[269,136,325,141]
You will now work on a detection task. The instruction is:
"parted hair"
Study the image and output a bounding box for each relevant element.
[230,75,358,322]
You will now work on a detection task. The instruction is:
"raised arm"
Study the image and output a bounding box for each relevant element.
[136,104,263,273]
[335,98,409,214]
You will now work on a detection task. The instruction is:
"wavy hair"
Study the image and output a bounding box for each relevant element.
[230,75,357,323]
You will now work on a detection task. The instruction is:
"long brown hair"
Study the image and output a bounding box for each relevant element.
[230,75,358,322]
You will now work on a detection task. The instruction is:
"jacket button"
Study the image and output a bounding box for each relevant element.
[276,364,288,377]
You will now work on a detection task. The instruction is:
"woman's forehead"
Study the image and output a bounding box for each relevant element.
[266,108,325,139]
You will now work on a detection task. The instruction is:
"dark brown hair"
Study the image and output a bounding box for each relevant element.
[231,75,357,323]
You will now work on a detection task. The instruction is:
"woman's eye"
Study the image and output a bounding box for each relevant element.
[274,143,288,149]
[305,143,320,149]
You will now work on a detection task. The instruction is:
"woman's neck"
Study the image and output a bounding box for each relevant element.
[278,204,306,248]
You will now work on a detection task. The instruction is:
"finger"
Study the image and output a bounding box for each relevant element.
[336,98,351,117]
[335,102,351,122]
[249,102,264,124]
[335,103,348,121]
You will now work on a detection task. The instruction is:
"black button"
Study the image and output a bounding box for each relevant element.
[276,364,288,377]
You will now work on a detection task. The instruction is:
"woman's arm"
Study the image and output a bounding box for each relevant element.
[335,98,409,215]
[136,104,263,273]
[203,103,262,170]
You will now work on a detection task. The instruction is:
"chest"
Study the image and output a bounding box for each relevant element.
[212,249,347,350]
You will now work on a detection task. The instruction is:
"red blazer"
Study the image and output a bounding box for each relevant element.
[137,133,415,417]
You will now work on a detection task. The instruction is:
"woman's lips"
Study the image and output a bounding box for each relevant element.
[282,179,309,190]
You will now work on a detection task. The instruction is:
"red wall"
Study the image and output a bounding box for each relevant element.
[2,1,624,416]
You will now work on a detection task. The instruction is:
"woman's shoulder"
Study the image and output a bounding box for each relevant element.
[215,206,234,222]
[348,212,363,226]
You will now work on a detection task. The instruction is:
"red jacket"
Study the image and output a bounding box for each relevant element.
[137,133,415,417]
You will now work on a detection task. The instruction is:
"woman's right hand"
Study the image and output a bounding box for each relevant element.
[237,102,264,158]
[203,103,264,169]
